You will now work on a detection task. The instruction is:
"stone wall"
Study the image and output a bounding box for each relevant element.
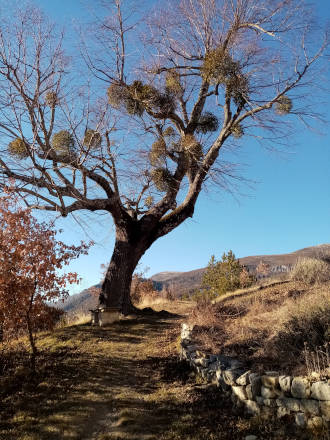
[180,323,330,430]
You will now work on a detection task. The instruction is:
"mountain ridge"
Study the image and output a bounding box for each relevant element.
[60,243,330,313]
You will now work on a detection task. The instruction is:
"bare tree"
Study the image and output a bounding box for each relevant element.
[0,1,328,314]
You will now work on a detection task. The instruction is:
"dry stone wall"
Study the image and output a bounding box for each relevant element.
[180,324,330,430]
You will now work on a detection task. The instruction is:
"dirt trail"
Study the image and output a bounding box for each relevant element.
[0,310,297,440]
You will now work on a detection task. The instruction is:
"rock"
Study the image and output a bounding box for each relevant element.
[246,384,253,400]
[255,396,265,405]
[311,381,330,401]
[250,376,262,398]
[232,385,248,401]
[245,435,258,440]
[244,400,260,416]
[195,350,207,358]
[279,375,292,393]
[299,399,320,416]
[319,401,330,421]
[256,396,265,405]
[262,372,279,388]
[261,386,277,399]
[291,377,311,399]
[231,392,244,408]
[307,416,324,429]
[277,407,291,418]
[223,368,243,386]
[276,397,301,412]
[194,358,209,368]
[236,370,251,386]
[263,398,277,407]
[295,412,306,428]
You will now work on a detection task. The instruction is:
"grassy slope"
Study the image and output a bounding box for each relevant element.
[190,280,330,375]
[1,295,328,440]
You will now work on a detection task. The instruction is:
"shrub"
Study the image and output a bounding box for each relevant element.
[290,257,330,284]
[131,277,157,305]
[274,293,330,354]
[200,251,243,297]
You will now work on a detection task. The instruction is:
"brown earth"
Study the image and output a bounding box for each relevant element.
[0,300,318,440]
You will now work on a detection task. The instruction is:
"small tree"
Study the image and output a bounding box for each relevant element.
[240,266,255,288]
[256,261,271,278]
[0,192,90,370]
[201,250,243,298]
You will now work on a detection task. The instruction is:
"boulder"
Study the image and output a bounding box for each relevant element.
[291,377,311,399]
[194,357,209,368]
[263,398,277,408]
[232,385,248,401]
[223,368,243,386]
[295,412,306,428]
[299,399,320,416]
[276,397,301,412]
[277,407,291,418]
[250,375,262,398]
[236,370,251,386]
[261,372,279,388]
[319,401,330,421]
[244,400,260,416]
[246,384,253,400]
[279,375,292,393]
[261,386,277,399]
[311,381,330,401]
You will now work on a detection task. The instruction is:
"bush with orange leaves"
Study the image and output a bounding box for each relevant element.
[0,191,91,369]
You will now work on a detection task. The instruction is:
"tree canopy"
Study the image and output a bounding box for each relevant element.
[0,1,327,313]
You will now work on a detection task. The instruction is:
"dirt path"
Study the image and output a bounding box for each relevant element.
[0,310,296,440]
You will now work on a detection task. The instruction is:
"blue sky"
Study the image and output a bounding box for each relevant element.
[16,1,330,293]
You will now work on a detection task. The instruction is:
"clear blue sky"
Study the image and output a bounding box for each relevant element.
[18,1,330,293]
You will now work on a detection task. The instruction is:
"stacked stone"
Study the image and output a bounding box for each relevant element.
[180,324,330,429]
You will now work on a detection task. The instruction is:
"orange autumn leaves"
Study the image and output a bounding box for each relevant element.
[0,192,91,343]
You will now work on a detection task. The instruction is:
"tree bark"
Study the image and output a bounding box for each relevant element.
[100,228,150,314]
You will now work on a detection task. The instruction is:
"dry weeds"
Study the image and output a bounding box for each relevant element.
[189,280,330,375]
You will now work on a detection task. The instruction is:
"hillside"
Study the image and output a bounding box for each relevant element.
[151,243,330,293]
[58,284,101,313]
[1,284,328,439]
[60,244,330,314]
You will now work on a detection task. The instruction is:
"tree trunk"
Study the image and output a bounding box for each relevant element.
[100,232,149,315]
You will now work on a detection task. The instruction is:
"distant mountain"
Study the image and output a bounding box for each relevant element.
[58,283,101,314]
[59,244,330,314]
[150,243,330,293]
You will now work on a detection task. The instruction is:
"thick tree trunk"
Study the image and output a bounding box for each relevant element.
[100,230,149,315]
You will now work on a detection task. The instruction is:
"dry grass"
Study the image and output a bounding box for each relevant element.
[189,280,330,375]
[56,311,91,328]
[291,257,330,284]
[0,298,327,439]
